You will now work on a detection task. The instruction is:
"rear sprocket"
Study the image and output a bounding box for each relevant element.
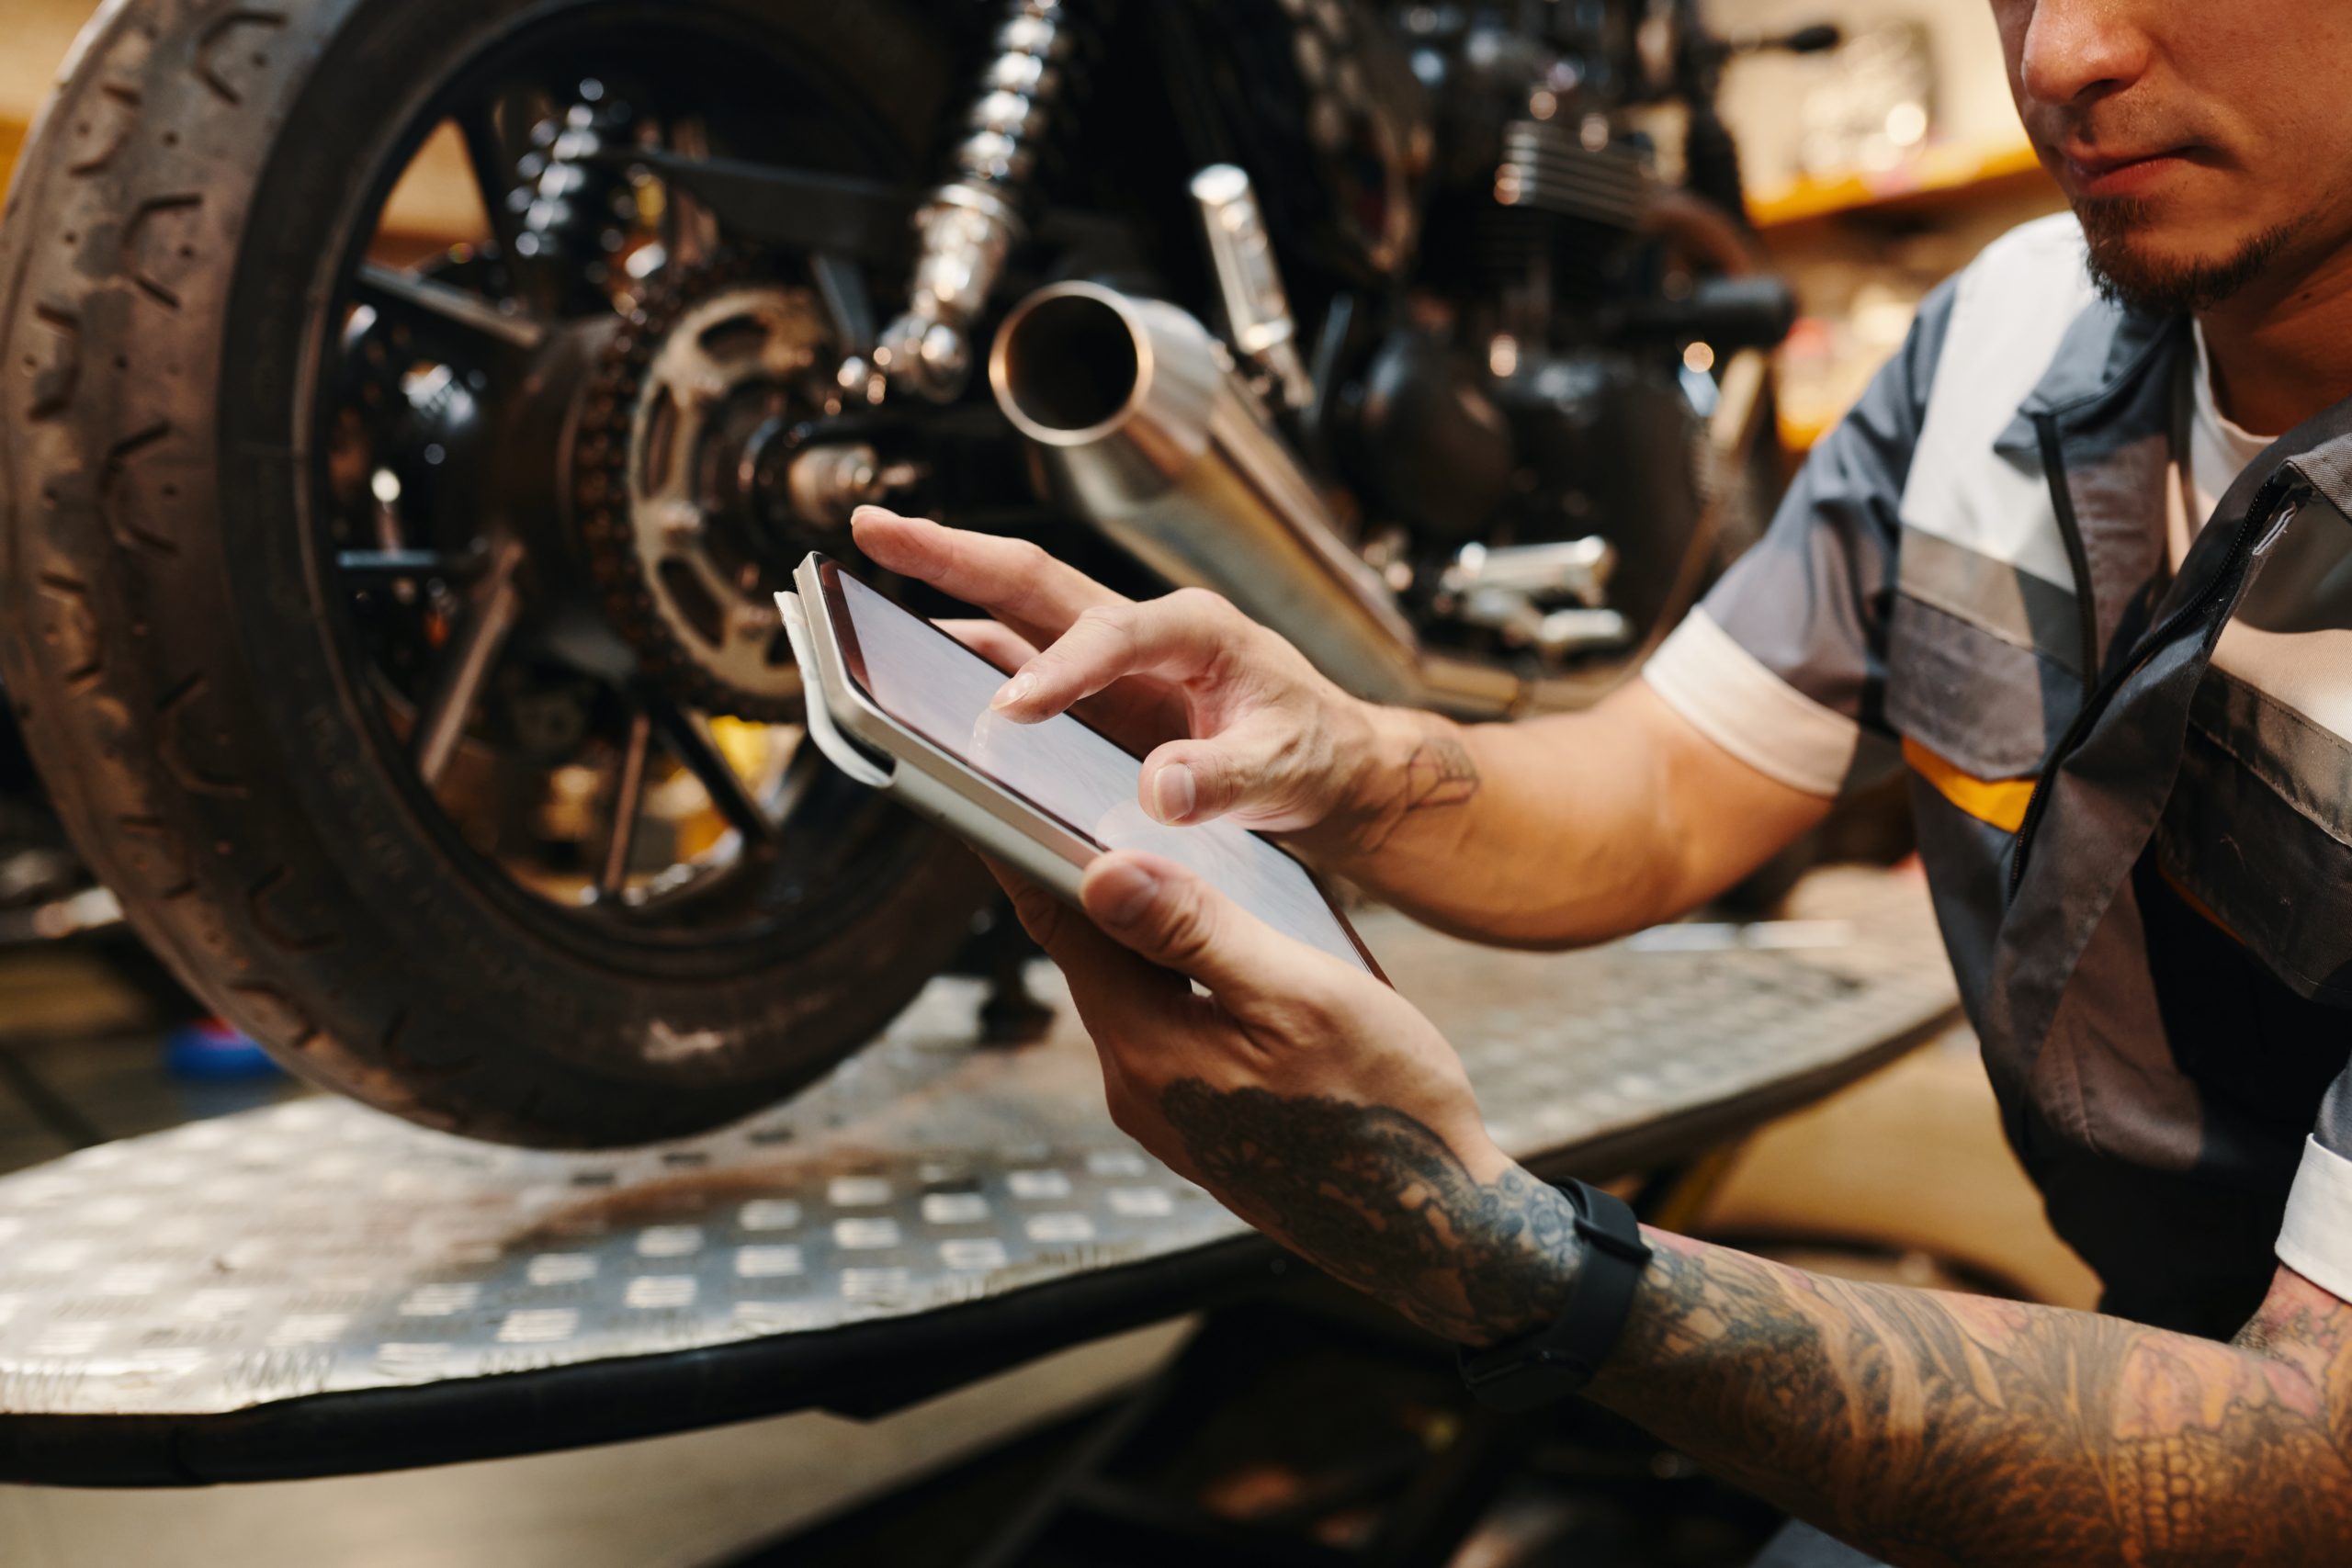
[578,254,836,723]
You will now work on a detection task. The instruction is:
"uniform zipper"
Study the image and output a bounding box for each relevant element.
[2005,471,2307,901]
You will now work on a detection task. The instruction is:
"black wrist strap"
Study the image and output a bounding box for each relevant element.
[1455,1179,1652,1413]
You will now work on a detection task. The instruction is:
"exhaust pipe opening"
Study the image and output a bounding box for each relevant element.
[989,280,1537,716]
[993,288,1143,444]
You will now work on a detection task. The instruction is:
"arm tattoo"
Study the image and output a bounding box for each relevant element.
[1158,1092,2352,1561]
[1158,1078,1577,1344]
[1587,1237,2352,1566]
[1352,720,1480,853]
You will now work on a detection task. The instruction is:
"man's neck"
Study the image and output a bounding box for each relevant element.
[2197,243,2352,435]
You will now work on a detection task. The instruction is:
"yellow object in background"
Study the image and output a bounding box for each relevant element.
[1750,136,2048,229]
[0,120,24,200]
[2,2,104,203]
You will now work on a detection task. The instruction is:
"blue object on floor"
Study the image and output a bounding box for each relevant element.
[165,1020,283,1082]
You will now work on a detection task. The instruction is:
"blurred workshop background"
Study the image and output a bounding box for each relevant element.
[0,1,2096,1563]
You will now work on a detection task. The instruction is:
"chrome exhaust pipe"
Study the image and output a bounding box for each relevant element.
[988,282,1552,717]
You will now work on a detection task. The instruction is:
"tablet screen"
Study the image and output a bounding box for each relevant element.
[828,568,1374,974]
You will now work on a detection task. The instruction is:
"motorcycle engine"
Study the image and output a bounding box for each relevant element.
[1327,2,1740,668]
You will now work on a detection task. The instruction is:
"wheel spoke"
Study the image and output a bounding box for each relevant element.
[642,693,774,844]
[413,536,527,788]
[810,252,876,353]
[458,98,532,263]
[767,730,823,826]
[457,91,578,318]
[664,118,721,271]
[598,711,653,897]
[759,739,875,885]
[356,264,548,358]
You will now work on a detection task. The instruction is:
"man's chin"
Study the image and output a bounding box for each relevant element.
[2075,199,2305,315]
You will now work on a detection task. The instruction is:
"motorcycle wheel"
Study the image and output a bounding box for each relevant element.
[0,0,996,1146]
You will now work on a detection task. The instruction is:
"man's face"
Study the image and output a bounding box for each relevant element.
[1991,0,2352,314]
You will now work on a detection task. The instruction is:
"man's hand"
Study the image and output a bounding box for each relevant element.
[853,506,1456,863]
[1001,846,2352,1564]
[856,504,1834,949]
[989,844,1583,1347]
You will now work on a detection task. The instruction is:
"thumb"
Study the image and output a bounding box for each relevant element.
[1080,850,1303,1006]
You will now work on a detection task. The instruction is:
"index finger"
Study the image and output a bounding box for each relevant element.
[994,593,1233,723]
[852,508,1128,652]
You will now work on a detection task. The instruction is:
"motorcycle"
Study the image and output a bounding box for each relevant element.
[0,0,1828,1146]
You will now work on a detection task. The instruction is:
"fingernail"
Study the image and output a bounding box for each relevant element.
[1093,861,1159,925]
[1152,765,1196,823]
[992,674,1035,712]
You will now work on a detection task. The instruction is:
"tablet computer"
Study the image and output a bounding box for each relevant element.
[777,553,1383,979]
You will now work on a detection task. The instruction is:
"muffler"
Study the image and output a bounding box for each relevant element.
[988,282,1546,717]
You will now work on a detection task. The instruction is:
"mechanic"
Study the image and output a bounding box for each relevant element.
[855,0,2352,1561]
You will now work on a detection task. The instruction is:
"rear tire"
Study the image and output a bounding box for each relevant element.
[0,0,994,1146]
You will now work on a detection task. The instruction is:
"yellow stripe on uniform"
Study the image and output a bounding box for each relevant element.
[1902,736,2036,833]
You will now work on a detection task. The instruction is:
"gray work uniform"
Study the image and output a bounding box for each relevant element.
[1643,214,2352,1564]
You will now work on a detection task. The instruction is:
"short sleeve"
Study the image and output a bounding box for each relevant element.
[1643,279,1958,797]
[2278,1073,2352,1301]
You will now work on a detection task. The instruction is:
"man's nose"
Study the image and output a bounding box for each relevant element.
[2018,0,2154,108]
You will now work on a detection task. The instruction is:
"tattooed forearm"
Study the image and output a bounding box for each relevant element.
[1158,1078,1577,1344]
[1350,716,1481,854]
[1160,1080,2352,1562]
[1587,1237,2352,1567]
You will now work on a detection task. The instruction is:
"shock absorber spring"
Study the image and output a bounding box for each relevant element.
[876,0,1081,401]
[508,81,642,308]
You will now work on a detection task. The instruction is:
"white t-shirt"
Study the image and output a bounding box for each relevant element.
[2171,321,2278,571]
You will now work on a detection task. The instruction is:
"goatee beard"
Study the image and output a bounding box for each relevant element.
[2075,197,2307,315]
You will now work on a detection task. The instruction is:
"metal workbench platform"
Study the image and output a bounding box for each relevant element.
[0,869,1957,1486]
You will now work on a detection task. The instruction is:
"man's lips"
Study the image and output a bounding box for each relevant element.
[2060,146,2199,198]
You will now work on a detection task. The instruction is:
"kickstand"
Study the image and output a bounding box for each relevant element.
[960,898,1056,1047]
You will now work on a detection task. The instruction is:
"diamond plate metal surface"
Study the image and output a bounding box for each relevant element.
[0,870,1953,1419]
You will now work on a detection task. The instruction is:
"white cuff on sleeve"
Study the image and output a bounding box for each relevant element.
[1641,609,1862,798]
[2278,1135,2352,1303]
